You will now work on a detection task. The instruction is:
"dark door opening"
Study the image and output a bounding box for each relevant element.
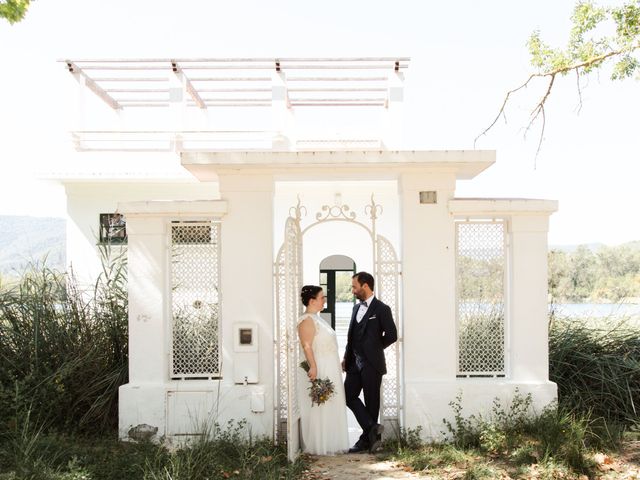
[318,255,356,329]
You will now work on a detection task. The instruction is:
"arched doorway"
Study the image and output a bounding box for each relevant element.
[319,254,356,329]
[274,196,402,461]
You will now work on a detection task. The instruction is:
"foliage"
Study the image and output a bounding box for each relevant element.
[549,317,640,428]
[528,1,640,80]
[0,0,31,24]
[477,0,640,155]
[457,255,504,302]
[442,389,534,451]
[334,271,353,302]
[441,391,607,474]
[0,418,303,480]
[382,425,424,452]
[384,390,611,477]
[548,243,640,302]
[457,303,505,374]
[0,246,128,436]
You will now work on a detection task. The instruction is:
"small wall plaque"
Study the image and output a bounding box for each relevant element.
[419,191,437,204]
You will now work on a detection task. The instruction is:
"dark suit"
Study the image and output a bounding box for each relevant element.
[343,296,397,445]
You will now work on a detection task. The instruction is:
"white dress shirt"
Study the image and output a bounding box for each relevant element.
[356,294,375,323]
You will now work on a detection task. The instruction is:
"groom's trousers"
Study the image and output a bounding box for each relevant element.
[344,360,383,444]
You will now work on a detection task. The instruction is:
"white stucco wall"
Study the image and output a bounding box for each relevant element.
[118,197,275,442]
[64,181,219,284]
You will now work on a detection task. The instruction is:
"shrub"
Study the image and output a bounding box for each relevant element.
[0,246,128,436]
[549,317,640,430]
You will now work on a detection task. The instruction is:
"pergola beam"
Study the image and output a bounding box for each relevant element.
[61,57,409,111]
[171,61,206,109]
[66,61,121,110]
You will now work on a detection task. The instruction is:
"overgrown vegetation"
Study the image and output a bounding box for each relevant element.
[0,416,303,480]
[549,317,640,428]
[384,389,630,478]
[383,314,640,478]
[0,252,303,479]
[549,242,640,302]
[0,247,128,436]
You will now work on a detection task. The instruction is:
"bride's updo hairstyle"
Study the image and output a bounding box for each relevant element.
[300,285,323,306]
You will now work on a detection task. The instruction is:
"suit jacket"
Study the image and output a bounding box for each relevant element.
[343,296,398,375]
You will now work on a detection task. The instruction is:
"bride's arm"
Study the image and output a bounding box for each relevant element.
[297,317,317,381]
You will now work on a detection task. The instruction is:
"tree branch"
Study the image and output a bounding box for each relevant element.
[474,44,639,157]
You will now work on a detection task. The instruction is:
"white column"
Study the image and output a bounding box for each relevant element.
[217,173,275,391]
[508,215,551,381]
[126,216,168,383]
[117,215,168,440]
[399,172,457,381]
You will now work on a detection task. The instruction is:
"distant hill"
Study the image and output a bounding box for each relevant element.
[549,241,640,253]
[0,215,66,277]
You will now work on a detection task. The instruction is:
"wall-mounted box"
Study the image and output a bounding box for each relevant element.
[233,322,259,384]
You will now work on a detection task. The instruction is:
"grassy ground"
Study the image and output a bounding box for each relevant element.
[377,440,640,479]
[0,420,306,480]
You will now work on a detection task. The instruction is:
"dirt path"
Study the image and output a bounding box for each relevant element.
[300,453,425,480]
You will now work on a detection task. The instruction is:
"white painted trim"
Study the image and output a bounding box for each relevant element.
[182,150,495,179]
[117,200,227,216]
[449,198,558,216]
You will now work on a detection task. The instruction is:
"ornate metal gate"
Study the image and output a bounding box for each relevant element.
[375,235,402,429]
[274,196,402,458]
[274,208,304,462]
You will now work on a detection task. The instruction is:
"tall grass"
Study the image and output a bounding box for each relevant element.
[0,419,304,480]
[549,316,640,430]
[0,246,128,436]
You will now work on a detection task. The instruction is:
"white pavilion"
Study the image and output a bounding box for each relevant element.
[56,57,557,460]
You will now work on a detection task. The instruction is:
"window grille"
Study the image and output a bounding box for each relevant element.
[99,213,127,244]
[170,221,221,379]
[456,220,506,377]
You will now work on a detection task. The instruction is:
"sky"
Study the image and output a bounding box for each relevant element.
[0,0,638,246]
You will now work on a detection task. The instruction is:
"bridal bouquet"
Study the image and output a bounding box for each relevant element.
[299,360,335,406]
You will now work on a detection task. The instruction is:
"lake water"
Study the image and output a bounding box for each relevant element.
[550,302,640,320]
[333,301,640,321]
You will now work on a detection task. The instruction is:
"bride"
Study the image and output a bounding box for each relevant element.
[297,285,349,455]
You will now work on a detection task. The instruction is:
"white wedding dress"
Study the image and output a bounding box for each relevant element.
[297,313,349,455]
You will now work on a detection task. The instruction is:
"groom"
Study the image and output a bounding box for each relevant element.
[342,271,398,453]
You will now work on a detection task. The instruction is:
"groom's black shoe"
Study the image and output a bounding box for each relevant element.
[368,423,384,453]
[348,441,369,454]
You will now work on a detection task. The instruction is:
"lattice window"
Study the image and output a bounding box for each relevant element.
[170,221,221,379]
[456,220,506,377]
